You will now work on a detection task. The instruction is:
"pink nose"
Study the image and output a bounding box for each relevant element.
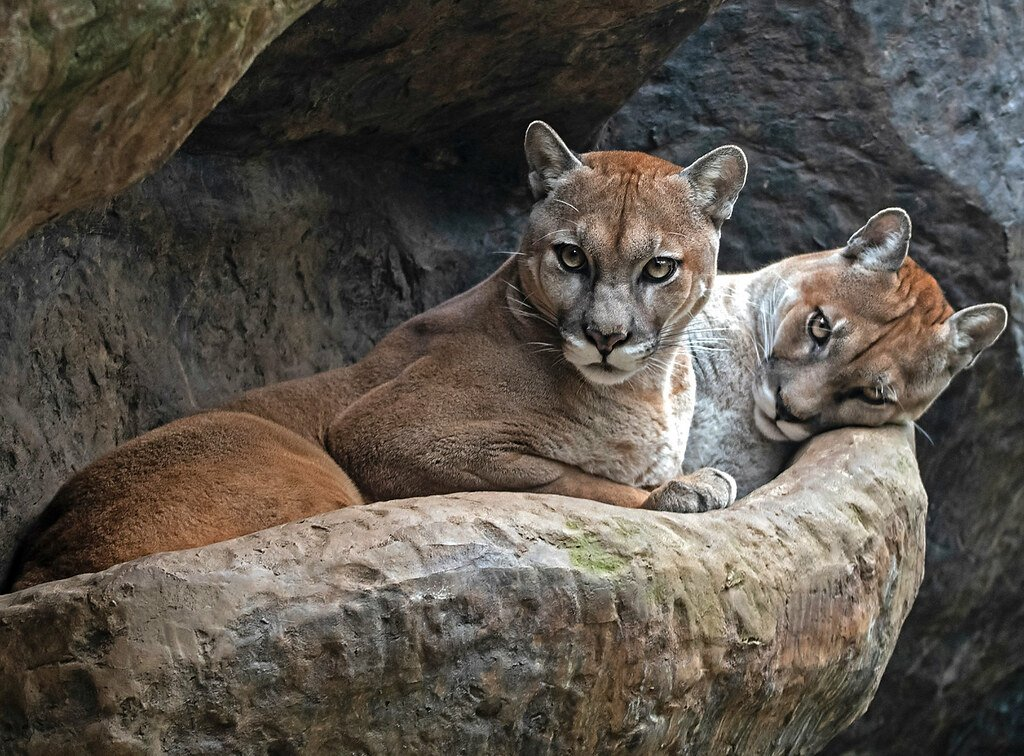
[585,327,630,355]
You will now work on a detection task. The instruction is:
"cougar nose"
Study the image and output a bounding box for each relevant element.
[775,387,802,423]
[585,326,630,356]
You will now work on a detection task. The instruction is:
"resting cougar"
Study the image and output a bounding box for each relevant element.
[683,208,1007,496]
[10,122,748,589]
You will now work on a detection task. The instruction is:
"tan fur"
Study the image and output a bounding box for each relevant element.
[687,210,1006,498]
[740,209,1007,444]
[11,412,362,590]
[9,123,747,589]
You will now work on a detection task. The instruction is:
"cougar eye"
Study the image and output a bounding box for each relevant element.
[807,309,832,346]
[642,256,677,282]
[555,243,587,272]
[857,386,888,405]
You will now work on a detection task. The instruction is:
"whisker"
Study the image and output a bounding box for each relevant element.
[506,280,559,324]
[507,303,554,325]
[685,346,732,353]
[913,421,935,446]
[505,284,558,330]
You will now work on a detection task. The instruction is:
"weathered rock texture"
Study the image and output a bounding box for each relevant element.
[0,0,320,253]
[188,0,720,164]
[602,1,1024,751]
[0,427,926,754]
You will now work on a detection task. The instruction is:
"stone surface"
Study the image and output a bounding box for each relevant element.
[186,0,721,164]
[601,0,1024,751]
[0,426,927,754]
[0,0,320,253]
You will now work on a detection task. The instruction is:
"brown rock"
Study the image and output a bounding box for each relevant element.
[0,426,927,752]
[0,0,319,253]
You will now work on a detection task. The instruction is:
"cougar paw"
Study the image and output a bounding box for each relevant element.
[643,468,737,514]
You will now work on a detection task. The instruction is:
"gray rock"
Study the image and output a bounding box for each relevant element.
[603,0,1024,751]
[186,0,719,164]
[0,427,927,754]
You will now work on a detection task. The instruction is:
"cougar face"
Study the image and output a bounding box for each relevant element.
[517,122,747,386]
[752,208,1007,442]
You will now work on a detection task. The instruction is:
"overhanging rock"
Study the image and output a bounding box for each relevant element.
[0,425,927,753]
[0,0,320,253]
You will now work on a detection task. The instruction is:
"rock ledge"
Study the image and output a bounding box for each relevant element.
[0,425,926,753]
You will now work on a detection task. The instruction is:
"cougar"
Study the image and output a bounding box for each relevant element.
[683,208,1007,496]
[9,122,748,589]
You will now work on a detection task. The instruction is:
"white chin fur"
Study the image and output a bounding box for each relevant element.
[563,340,642,385]
[776,419,813,442]
[753,406,790,441]
[575,362,637,386]
[753,379,776,417]
[752,380,813,442]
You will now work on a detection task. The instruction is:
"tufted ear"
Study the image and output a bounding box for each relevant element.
[524,121,582,200]
[680,145,748,228]
[844,208,911,272]
[946,303,1008,372]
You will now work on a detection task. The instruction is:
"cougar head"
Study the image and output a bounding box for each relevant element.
[752,208,1007,441]
[516,121,747,386]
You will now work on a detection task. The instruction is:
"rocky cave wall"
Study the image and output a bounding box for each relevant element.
[601,1,1024,752]
[0,0,1020,752]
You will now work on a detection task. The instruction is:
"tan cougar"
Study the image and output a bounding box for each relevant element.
[9,122,748,589]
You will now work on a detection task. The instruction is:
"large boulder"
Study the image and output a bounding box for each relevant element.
[602,0,1024,751]
[0,427,926,753]
[0,0,319,253]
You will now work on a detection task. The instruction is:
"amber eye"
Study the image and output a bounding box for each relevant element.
[555,243,587,271]
[807,310,832,346]
[858,386,888,405]
[642,256,678,282]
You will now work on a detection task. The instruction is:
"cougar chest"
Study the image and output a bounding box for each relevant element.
[570,357,695,488]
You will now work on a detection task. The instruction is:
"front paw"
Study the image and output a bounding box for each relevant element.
[643,468,737,513]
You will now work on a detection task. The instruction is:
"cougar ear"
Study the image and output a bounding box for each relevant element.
[524,121,582,200]
[844,208,911,272]
[946,303,1008,372]
[680,145,748,228]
